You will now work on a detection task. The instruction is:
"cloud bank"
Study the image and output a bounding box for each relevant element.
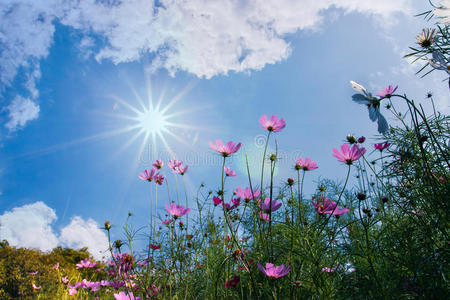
[0,201,108,260]
[0,0,411,130]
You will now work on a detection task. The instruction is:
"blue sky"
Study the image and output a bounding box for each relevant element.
[0,0,448,259]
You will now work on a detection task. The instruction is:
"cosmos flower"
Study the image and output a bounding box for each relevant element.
[32,283,41,290]
[259,212,271,222]
[53,262,59,270]
[374,142,390,152]
[376,85,398,99]
[173,164,188,175]
[257,263,290,278]
[332,144,366,165]
[259,114,286,132]
[258,198,282,212]
[168,159,183,171]
[234,187,260,202]
[162,219,173,225]
[68,288,77,296]
[61,277,69,284]
[429,51,450,74]
[224,166,236,177]
[114,291,140,300]
[434,1,450,25]
[295,157,318,171]
[209,140,242,157]
[29,271,38,275]
[139,169,156,182]
[165,202,191,218]
[222,198,241,211]
[149,244,160,250]
[152,159,163,169]
[416,28,437,48]
[212,196,222,206]
[154,173,165,185]
[312,196,349,216]
[76,258,96,269]
[322,267,336,273]
[350,80,389,134]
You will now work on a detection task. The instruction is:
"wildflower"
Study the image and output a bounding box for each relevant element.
[139,169,156,182]
[374,142,390,152]
[322,267,336,273]
[416,28,437,48]
[295,157,318,171]
[61,277,69,284]
[257,263,290,278]
[76,258,96,269]
[224,166,237,177]
[235,187,260,202]
[212,196,222,206]
[350,80,389,134]
[225,275,240,288]
[356,192,366,201]
[429,51,450,74]
[377,85,398,99]
[149,244,160,250]
[259,198,282,212]
[29,271,38,275]
[332,144,366,165]
[165,202,191,218]
[32,283,41,290]
[68,288,77,296]
[357,136,366,143]
[312,196,349,216]
[53,262,59,270]
[209,140,242,157]
[173,164,188,175]
[434,1,450,25]
[346,134,356,144]
[287,178,294,186]
[154,173,165,185]
[153,159,163,169]
[259,212,271,222]
[259,114,286,132]
[104,221,111,230]
[114,291,140,300]
[222,198,240,211]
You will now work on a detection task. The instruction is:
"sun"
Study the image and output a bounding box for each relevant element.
[137,107,168,135]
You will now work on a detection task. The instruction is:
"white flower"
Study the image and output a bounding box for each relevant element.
[434,1,450,25]
[416,28,437,48]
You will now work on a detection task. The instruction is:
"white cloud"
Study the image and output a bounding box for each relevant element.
[0,201,59,252]
[59,216,109,261]
[62,0,411,78]
[0,201,108,260]
[5,96,40,131]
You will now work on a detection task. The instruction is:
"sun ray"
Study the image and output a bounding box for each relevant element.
[160,80,197,114]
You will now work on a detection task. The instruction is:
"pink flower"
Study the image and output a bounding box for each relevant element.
[222,198,241,211]
[165,202,191,218]
[295,157,318,171]
[32,283,41,290]
[162,219,173,225]
[154,173,165,185]
[376,85,398,98]
[173,164,188,175]
[312,197,349,216]
[259,212,271,222]
[53,262,59,270]
[258,198,282,212]
[68,288,77,296]
[257,263,290,278]
[235,187,260,202]
[168,159,183,171]
[114,291,140,300]
[259,114,286,132]
[139,169,156,182]
[152,159,163,169]
[212,196,222,206]
[322,267,336,273]
[374,142,390,152]
[332,144,366,165]
[149,244,160,250]
[209,140,241,157]
[224,166,236,177]
[29,271,38,275]
[61,277,69,284]
[76,258,96,269]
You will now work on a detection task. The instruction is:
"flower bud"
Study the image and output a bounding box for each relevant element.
[287,178,294,186]
[356,192,366,201]
[346,134,356,144]
[269,154,277,161]
[357,136,366,143]
[104,221,111,230]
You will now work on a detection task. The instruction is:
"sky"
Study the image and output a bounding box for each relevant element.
[0,0,448,260]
